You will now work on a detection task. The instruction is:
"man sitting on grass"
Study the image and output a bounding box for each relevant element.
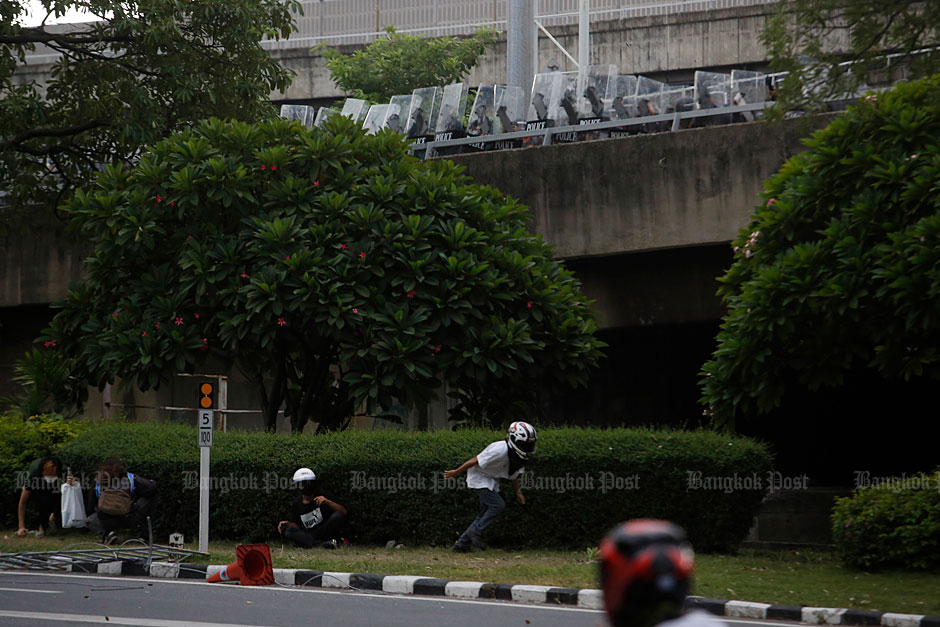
[277,467,348,549]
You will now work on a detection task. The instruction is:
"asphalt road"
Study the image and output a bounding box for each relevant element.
[0,572,803,627]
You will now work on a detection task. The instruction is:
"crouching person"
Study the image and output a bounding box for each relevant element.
[85,457,157,544]
[16,456,64,537]
[277,467,347,549]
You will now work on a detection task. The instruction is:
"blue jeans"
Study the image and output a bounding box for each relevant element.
[457,488,505,546]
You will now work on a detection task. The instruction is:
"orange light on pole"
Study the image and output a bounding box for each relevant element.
[199,382,215,409]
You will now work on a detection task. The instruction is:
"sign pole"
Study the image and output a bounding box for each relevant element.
[198,406,214,554]
[199,444,210,553]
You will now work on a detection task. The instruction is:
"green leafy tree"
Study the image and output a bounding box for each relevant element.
[43,116,604,432]
[762,0,940,114]
[0,0,297,216]
[700,75,940,430]
[321,26,495,103]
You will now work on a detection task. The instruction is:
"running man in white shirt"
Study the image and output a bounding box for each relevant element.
[443,421,537,552]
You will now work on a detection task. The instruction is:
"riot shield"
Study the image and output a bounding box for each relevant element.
[694,71,732,109]
[694,71,733,126]
[435,83,469,138]
[468,85,504,138]
[363,104,390,135]
[494,86,527,134]
[608,75,637,120]
[635,76,664,117]
[579,64,617,119]
[279,104,315,128]
[663,86,695,129]
[408,87,442,139]
[385,95,413,134]
[340,98,371,125]
[730,70,767,121]
[664,86,694,112]
[314,107,339,128]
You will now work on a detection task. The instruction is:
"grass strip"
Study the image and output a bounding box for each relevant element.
[2,531,937,615]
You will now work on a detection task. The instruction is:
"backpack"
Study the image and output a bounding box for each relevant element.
[96,473,135,516]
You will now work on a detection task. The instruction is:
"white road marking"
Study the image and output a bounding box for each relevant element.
[0,610,274,626]
[3,571,604,613]
[0,586,63,593]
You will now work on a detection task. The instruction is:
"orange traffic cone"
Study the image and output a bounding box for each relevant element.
[207,544,274,585]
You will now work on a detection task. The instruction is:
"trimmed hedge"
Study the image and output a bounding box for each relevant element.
[57,424,772,551]
[832,470,940,570]
[0,413,90,528]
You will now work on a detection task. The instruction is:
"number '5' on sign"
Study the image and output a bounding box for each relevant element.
[199,410,213,447]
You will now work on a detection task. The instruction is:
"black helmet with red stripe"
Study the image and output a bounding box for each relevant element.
[599,519,694,627]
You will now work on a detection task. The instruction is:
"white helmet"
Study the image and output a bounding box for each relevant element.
[292,467,317,483]
[507,421,538,459]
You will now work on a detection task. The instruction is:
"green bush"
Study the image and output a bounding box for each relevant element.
[0,413,90,527]
[58,424,772,551]
[832,471,940,570]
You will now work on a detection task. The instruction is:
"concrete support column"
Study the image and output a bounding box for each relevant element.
[507,0,535,92]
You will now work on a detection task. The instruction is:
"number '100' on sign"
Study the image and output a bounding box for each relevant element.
[199,410,213,447]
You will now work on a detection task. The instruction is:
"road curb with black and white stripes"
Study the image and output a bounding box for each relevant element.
[55,559,940,627]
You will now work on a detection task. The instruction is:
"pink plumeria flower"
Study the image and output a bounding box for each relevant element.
[194,313,200,319]
[767,198,776,206]
[277,317,287,327]
[155,322,160,330]
[271,165,278,171]
[175,317,184,325]
[156,194,162,203]
[44,340,56,348]
[340,243,348,250]
[527,301,533,309]
[351,308,359,314]
[359,251,366,259]
[141,331,147,336]
[745,249,752,258]
[407,290,417,299]
[241,272,249,278]
[261,164,267,170]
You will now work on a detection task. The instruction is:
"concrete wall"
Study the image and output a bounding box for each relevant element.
[0,115,832,311]
[446,114,836,260]
[0,222,85,307]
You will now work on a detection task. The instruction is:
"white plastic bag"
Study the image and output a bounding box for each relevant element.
[61,482,86,528]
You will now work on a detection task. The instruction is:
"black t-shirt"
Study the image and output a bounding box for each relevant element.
[291,489,338,532]
[24,458,60,505]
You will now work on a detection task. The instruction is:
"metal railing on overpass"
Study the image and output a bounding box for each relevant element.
[269,0,777,48]
[413,100,774,158]
[20,0,778,63]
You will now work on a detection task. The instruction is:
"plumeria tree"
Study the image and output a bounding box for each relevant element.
[43,116,605,431]
[0,0,297,220]
[700,75,940,430]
